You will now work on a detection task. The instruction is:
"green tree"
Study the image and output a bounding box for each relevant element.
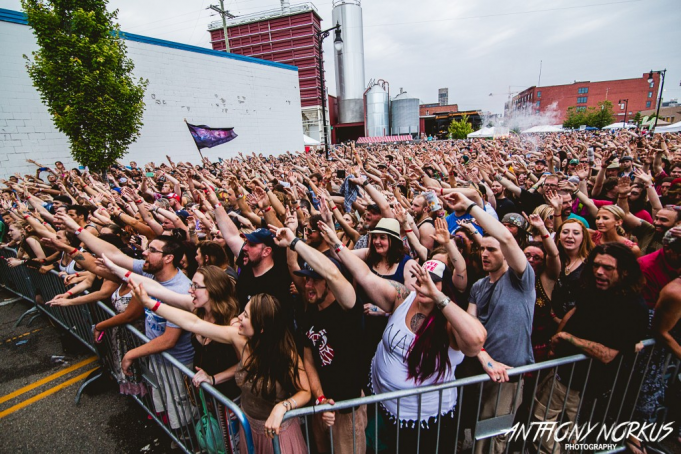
[631,111,642,126]
[562,100,615,129]
[22,0,148,173]
[448,114,474,139]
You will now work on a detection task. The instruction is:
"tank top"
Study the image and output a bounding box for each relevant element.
[371,291,464,425]
[58,251,83,275]
[235,359,289,421]
[370,254,411,284]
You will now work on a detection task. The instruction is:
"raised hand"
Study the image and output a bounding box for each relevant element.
[444,192,473,212]
[524,212,546,231]
[407,261,439,301]
[632,168,652,186]
[617,176,631,196]
[430,217,451,245]
[269,225,296,248]
[316,220,341,247]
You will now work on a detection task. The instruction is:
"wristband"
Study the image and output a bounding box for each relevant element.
[440,188,444,195]
[151,301,161,312]
[264,206,272,213]
[361,180,369,187]
[67,291,73,297]
[123,271,132,282]
[481,348,486,352]
[211,376,216,386]
[404,229,413,233]
[214,203,221,210]
[289,237,301,251]
[335,243,345,253]
[135,199,142,204]
[69,247,79,255]
[75,227,84,235]
[436,296,451,311]
[541,233,550,239]
[23,214,30,219]
[331,206,338,210]
[465,203,477,215]
[315,395,326,406]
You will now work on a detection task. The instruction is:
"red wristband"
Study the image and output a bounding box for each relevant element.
[75,227,84,235]
[315,395,326,405]
[67,291,73,297]
[440,188,444,195]
[331,206,338,210]
[405,229,413,233]
[23,214,30,219]
[541,233,550,239]
[124,271,132,281]
[135,199,142,204]
[151,301,161,312]
[264,206,272,212]
[69,247,79,255]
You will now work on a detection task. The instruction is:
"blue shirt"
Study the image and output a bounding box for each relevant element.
[446,211,484,235]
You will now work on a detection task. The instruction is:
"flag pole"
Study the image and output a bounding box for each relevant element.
[185,118,206,163]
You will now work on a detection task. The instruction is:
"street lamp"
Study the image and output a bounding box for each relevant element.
[316,22,343,160]
[647,69,666,131]
[618,98,628,127]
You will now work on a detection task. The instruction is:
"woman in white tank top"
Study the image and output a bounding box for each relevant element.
[318,223,487,453]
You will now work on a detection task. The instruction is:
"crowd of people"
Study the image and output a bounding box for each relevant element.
[1,129,680,454]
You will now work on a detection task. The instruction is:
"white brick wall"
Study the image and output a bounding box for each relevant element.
[0,17,303,179]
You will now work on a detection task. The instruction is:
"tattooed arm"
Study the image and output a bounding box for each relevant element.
[552,331,619,364]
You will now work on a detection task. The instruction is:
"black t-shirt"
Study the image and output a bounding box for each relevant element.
[301,299,364,403]
[236,247,294,321]
[518,188,545,214]
[494,197,518,221]
[555,288,648,394]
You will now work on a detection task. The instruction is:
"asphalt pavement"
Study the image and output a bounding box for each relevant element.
[0,291,171,454]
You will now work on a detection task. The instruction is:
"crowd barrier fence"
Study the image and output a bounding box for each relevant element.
[0,247,254,454]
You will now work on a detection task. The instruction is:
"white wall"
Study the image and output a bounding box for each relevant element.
[0,14,303,178]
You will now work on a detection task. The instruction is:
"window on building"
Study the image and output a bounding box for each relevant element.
[649,81,654,88]
[578,87,589,94]
[537,91,542,98]
[648,91,653,98]
[536,101,540,107]
[646,101,651,108]
[577,97,588,104]
[576,106,586,112]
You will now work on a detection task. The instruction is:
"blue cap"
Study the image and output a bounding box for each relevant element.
[242,228,275,247]
[293,257,342,280]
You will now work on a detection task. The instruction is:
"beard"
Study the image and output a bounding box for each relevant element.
[143,259,163,274]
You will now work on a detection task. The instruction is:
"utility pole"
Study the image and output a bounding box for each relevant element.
[209,0,235,52]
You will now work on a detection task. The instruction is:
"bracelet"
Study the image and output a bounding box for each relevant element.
[334,243,345,253]
[282,401,291,411]
[361,180,369,187]
[541,233,550,239]
[67,291,73,297]
[214,203,221,210]
[135,199,142,204]
[75,227,84,235]
[331,206,338,210]
[440,188,444,195]
[289,396,297,409]
[151,301,161,312]
[436,296,451,311]
[289,237,301,251]
[69,247,79,255]
[264,206,272,212]
[23,214,30,219]
[211,376,215,386]
[404,229,413,233]
[123,270,132,282]
[465,203,477,214]
[315,395,326,406]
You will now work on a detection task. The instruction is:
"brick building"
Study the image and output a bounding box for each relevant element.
[208,3,328,143]
[510,72,662,123]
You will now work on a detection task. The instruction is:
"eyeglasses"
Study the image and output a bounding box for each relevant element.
[190,283,207,290]
[147,247,165,254]
[524,253,544,261]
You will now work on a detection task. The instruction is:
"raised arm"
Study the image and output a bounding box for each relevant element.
[271,225,356,310]
[207,189,246,257]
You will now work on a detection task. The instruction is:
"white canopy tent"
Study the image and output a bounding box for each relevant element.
[521,125,564,133]
[602,122,637,130]
[653,121,681,133]
[303,134,321,146]
[467,126,509,138]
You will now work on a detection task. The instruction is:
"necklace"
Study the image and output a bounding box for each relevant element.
[565,257,582,274]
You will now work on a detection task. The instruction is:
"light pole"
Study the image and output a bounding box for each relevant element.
[316,22,343,160]
[618,98,628,127]
[647,69,666,131]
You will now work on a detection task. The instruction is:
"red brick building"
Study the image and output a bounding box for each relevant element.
[208,3,328,142]
[510,72,662,123]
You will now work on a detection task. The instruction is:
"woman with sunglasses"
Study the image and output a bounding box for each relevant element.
[128,280,310,454]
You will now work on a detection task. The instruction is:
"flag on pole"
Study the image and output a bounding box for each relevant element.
[186,122,238,149]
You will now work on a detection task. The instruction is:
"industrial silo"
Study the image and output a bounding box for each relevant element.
[391,88,420,136]
[364,80,390,137]
[332,0,365,124]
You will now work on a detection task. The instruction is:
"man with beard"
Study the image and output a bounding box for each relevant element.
[54,213,195,433]
[489,180,517,221]
[533,243,648,454]
[212,196,294,321]
[409,194,436,251]
[625,205,681,255]
[638,230,681,309]
[271,225,367,454]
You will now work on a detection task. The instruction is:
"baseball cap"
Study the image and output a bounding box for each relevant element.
[606,159,621,169]
[366,203,381,214]
[242,228,275,247]
[164,193,181,202]
[569,159,579,165]
[422,260,446,283]
[535,159,547,166]
[294,257,342,280]
[620,156,633,162]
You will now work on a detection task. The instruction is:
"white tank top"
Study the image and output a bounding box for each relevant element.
[371,291,464,425]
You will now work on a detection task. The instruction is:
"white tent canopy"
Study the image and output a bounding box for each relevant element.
[653,121,681,133]
[303,134,320,146]
[521,125,564,133]
[602,122,636,130]
[467,126,509,138]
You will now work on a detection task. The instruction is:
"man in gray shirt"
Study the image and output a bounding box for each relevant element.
[446,193,535,454]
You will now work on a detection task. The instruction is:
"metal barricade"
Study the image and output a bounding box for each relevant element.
[1,248,254,454]
[272,339,679,454]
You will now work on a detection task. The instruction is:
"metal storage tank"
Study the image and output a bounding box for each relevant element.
[332,0,365,124]
[391,88,420,135]
[365,81,390,137]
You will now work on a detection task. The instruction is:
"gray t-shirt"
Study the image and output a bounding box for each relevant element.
[469,263,535,367]
[133,259,194,365]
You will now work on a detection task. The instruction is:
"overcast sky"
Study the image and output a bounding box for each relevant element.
[2,0,679,114]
